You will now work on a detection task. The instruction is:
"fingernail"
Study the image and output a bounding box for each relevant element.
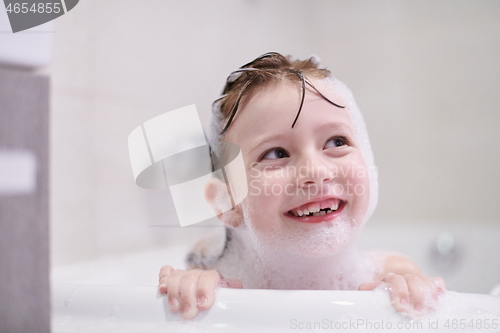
[169,298,179,309]
[400,298,407,305]
[183,304,191,313]
[218,280,229,288]
[198,297,207,306]
[414,304,423,312]
[159,283,166,292]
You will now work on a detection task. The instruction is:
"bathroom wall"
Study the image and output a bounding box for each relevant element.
[50,0,500,291]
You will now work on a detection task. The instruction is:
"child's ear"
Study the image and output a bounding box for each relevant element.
[204,177,243,228]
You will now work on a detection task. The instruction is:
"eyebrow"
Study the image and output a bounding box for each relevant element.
[318,121,355,136]
[247,133,287,155]
[247,121,355,155]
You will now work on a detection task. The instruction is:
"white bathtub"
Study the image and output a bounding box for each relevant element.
[51,242,500,333]
[52,284,500,333]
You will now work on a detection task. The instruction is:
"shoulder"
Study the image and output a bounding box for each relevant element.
[185,227,229,270]
[368,251,421,281]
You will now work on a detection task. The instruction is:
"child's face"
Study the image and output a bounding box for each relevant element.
[225,79,371,257]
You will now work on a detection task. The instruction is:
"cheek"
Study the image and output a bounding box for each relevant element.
[347,157,371,216]
[247,169,289,200]
[244,174,287,231]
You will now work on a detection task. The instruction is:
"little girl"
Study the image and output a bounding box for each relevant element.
[158,52,445,320]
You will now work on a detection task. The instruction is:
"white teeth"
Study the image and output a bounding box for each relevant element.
[291,201,342,218]
[309,204,320,213]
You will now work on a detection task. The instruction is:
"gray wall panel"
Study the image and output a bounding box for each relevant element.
[0,65,50,333]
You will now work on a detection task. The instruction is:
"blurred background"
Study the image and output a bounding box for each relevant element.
[2,0,500,299]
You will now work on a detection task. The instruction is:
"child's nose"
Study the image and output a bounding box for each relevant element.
[295,154,334,188]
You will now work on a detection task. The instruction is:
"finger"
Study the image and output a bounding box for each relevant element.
[433,276,446,295]
[225,278,243,289]
[166,269,185,313]
[358,281,383,291]
[196,270,224,311]
[179,269,204,319]
[159,276,169,294]
[404,274,426,312]
[159,265,175,280]
[158,265,175,293]
[421,275,439,301]
[383,273,410,311]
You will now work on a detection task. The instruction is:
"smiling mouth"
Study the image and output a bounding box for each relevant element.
[287,198,344,218]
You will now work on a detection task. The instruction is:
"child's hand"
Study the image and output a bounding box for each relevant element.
[158,265,243,319]
[358,273,446,316]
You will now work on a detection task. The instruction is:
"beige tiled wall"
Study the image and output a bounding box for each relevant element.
[50,0,500,266]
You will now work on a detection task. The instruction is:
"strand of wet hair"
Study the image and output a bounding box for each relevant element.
[289,70,345,128]
[287,68,307,128]
[304,78,345,109]
[220,75,256,134]
[238,51,283,69]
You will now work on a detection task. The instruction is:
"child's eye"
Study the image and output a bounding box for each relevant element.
[261,147,290,160]
[325,136,349,149]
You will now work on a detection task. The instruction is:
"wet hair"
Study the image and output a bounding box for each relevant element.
[209,52,345,171]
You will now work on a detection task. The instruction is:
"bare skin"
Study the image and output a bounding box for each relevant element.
[359,254,446,315]
[158,265,243,319]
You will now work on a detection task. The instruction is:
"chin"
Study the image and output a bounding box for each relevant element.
[293,235,355,258]
[278,218,359,259]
